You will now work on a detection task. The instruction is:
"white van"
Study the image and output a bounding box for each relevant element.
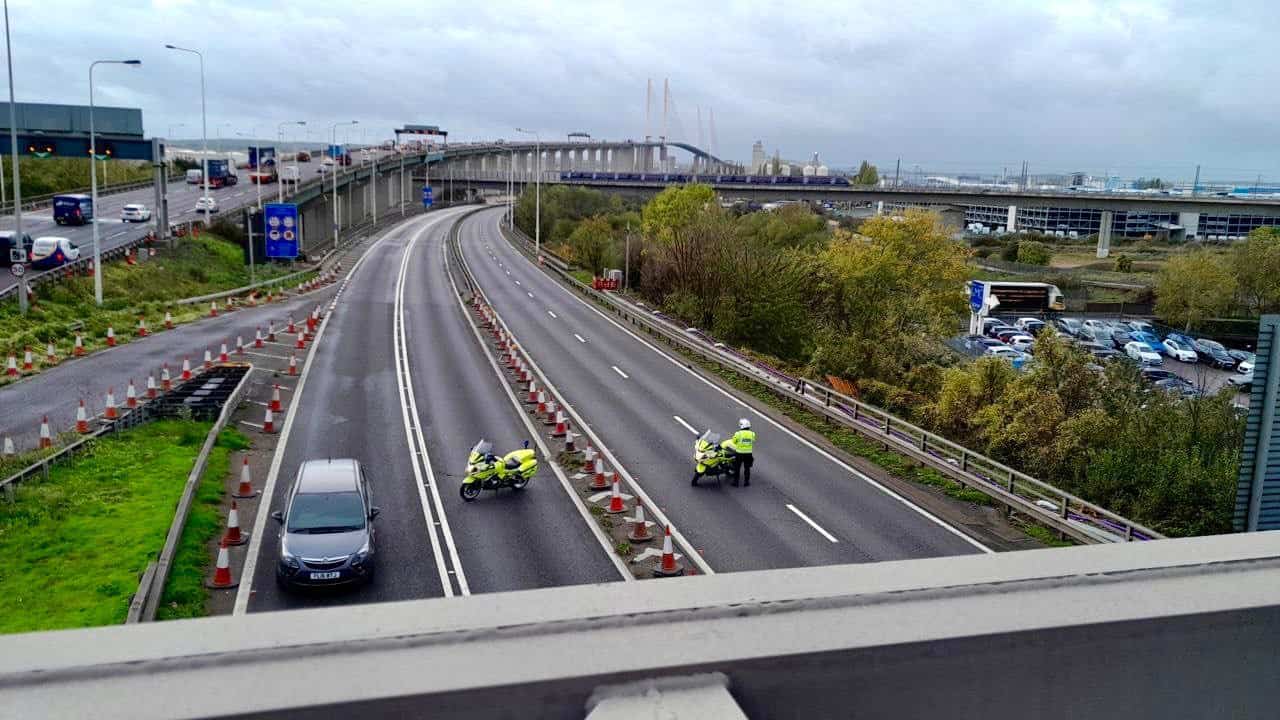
[30,236,80,269]
[281,165,301,184]
[186,169,202,184]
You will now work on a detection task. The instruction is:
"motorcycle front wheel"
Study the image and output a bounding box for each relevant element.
[512,475,531,490]
[459,483,482,502]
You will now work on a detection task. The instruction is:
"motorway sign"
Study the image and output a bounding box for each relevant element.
[968,281,985,314]
[9,262,25,278]
[263,203,300,259]
[422,186,433,208]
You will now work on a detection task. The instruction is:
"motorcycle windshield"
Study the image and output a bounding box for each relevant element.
[470,439,492,457]
[698,430,721,446]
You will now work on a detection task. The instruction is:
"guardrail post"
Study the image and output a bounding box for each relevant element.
[919,433,927,452]
[1125,524,1135,542]
[884,415,891,435]
[41,458,50,482]
[1007,470,1015,493]
[960,450,969,473]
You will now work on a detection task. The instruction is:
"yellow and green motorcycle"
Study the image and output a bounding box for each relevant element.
[460,439,538,501]
[691,430,734,486]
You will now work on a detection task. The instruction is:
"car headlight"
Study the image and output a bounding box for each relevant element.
[351,539,372,566]
[280,540,299,568]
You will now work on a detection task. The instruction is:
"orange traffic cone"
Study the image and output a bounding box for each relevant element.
[137,316,148,337]
[288,354,298,376]
[5,354,16,377]
[295,331,305,350]
[203,348,213,370]
[653,525,684,577]
[287,315,296,334]
[543,401,558,426]
[146,373,158,399]
[263,407,276,433]
[551,411,569,437]
[233,457,258,498]
[589,458,608,491]
[125,379,138,409]
[209,300,218,317]
[526,379,539,404]
[564,431,577,453]
[161,364,172,392]
[106,326,116,347]
[222,501,249,546]
[626,502,655,542]
[181,357,193,381]
[45,342,57,365]
[266,321,276,342]
[607,475,626,514]
[219,342,229,363]
[73,333,85,356]
[21,347,33,372]
[38,416,52,448]
[164,310,174,329]
[270,384,282,412]
[76,400,91,433]
[104,388,118,420]
[254,328,264,348]
[207,539,238,589]
[236,335,245,355]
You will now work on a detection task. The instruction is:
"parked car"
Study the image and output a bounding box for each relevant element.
[0,230,31,266]
[29,236,80,269]
[1081,319,1114,343]
[1014,317,1047,335]
[1110,328,1135,350]
[1054,317,1084,338]
[1088,347,1121,362]
[1140,368,1179,383]
[1125,341,1163,365]
[273,458,379,590]
[981,318,1009,336]
[1229,350,1256,374]
[995,329,1025,344]
[1128,330,1163,353]
[194,196,220,214]
[1164,332,1197,349]
[1153,377,1200,398]
[120,203,152,222]
[1193,338,1235,369]
[318,157,335,174]
[1162,337,1199,363]
[1227,371,1254,389]
[1008,334,1035,352]
[1123,320,1157,335]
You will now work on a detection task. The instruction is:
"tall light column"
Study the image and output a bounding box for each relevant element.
[329,120,357,248]
[515,128,540,257]
[164,45,208,226]
[277,120,304,202]
[4,0,25,313]
[88,58,141,306]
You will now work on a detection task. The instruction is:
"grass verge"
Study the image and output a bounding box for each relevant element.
[155,428,248,621]
[1,234,313,382]
[0,419,222,634]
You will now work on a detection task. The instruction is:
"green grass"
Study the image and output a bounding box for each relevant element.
[155,428,248,621]
[569,269,593,285]
[0,419,221,634]
[12,157,152,198]
[1,234,310,369]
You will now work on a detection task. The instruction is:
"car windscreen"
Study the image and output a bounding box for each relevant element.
[287,491,365,533]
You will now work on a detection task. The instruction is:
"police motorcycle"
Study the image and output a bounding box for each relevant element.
[690,430,735,486]
[460,439,538,501]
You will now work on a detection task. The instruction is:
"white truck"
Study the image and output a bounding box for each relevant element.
[281,165,301,185]
[185,168,202,184]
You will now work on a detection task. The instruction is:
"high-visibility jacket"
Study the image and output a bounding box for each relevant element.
[725,429,755,454]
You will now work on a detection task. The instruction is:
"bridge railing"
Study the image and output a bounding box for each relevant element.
[501,222,1164,545]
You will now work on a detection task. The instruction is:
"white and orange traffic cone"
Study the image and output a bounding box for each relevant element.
[105,326,116,347]
[181,357,193,381]
[653,525,684,577]
[288,354,298,376]
[263,407,276,433]
[161,364,172,392]
[73,333,85,356]
[543,401,558,426]
[266,321,276,342]
[209,300,219,317]
[146,373,158,399]
[606,475,627,514]
[626,503,655,543]
[104,388,119,420]
[222,501,249,546]
[125,379,138,409]
[564,431,578,453]
[5,354,16,377]
[233,457,258,498]
[525,379,539,404]
[21,347,33,372]
[218,342,229,363]
[45,342,57,365]
[551,411,569,438]
[206,539,238,589]
[589,458,608,491]
[295,331,306,350]
[287,315,296,334]
[203,348,213,370]
[38,416,52,448]
[235,335,245,356]
[535,390,548,415]
[76,401,91,433]
[137,316,148,337]
[254,328,264,348]
[164,310,174,329]
[270,384,282,412]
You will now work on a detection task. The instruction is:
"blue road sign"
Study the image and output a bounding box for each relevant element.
[263,203,300,259]
[969,281,986,313]
[422,186,433,207]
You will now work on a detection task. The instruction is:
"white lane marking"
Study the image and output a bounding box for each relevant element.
[243,350,289,361]
[787,504,840,543]
[547,310,557,319]
[489,213,994,555]
[442,237,630,582]
[574,333,586,343]
[673,415,698,435]
[527,292,534,298]
[238,420,264,429]
[514,279,520,285]
[234,220,403,616]
[612,365,629,379]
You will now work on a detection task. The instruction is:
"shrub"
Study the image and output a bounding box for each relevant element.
[1114,254,1133,272]
[1016,240,1053,266]
[1000,240,1020,261]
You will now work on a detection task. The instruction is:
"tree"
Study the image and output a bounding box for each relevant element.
[1154,251,1236,331]
[853,160,879,186]
[1016,240,1052,265]
[1230,227,1280,315]
[567,216,615,276]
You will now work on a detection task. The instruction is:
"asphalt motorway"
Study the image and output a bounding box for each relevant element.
[243,209,619,614]
[460,208,989,572]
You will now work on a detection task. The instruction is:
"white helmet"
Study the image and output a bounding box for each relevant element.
[738,418,751,430]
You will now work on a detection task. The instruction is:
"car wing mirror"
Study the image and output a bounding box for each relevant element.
[369,507,381,520]
[270,510,285,524]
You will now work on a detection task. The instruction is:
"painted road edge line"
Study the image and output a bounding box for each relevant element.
[490,211,994,555]
[673,415,698,435]
[233,221,404,615]
[786,503,840,543]
[464,216,714,576]
[443,237,631,582]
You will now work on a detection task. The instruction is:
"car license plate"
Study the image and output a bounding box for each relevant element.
[309,571,340,580]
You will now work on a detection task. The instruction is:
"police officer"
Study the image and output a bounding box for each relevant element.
[721,418,756,486]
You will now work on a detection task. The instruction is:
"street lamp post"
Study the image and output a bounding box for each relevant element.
[165,45,209,229]
[88,58,141,306]
[4,0,27,314]
[237,131,262,210]
[277,120,304,203]
[515,128,540,257]
[329,120,357,249]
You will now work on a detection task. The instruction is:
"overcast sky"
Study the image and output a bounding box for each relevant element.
[15,0,1280,181]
